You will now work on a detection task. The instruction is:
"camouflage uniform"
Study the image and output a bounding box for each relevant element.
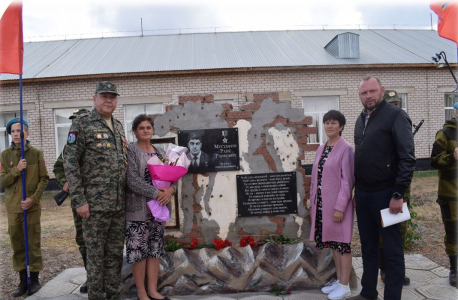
[54,153,86,253]
[431,118,457,279]
[53,109,90,261]
[63,107,127,300]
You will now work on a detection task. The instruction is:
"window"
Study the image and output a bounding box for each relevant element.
[397,93,408,112]
[124,104,163,142]
[302,96,339,144]
[54,108,90,157]
[0,111,28,153]
[445,93,457,120]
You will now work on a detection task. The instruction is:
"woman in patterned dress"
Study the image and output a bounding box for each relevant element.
[308,110,355,300]
[125,114,175,300]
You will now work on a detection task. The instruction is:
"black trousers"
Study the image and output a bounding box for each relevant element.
[355,187,405,300]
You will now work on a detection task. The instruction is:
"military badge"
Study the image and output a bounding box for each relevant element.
[389,92,395,97]
[67,132,78,144]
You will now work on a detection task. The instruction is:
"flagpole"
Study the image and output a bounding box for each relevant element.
[19,74,31,293]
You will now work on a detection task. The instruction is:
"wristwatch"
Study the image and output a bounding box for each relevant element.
[392,192,403,200]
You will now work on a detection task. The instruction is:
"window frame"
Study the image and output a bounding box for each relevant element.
[445,93,457,120]
[397,93,408,112]
[124,103,163,143]
[301,96,340,145]
[54,108,91,157]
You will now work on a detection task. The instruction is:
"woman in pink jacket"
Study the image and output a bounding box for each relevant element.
[309,110,355,300]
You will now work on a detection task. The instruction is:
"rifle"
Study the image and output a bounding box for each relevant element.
[54,190,68,206]
[412,119,424,137]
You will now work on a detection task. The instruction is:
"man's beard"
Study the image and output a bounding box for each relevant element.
[363,97,382,112]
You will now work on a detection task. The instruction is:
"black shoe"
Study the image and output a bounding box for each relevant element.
[381,270,410,285]
[12,270,27,297]
[80,280,88,293]
[450,270,457,287]
[148,296,171,300]
[28,272,41,295]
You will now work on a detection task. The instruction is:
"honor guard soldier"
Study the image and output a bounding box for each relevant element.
[53,108,90,293]
[0,118,49,296]
[431,100,458,287]
[64,82,128,300]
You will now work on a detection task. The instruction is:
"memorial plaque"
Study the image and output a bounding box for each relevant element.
[178,128,240,173]
[236,172,297,217]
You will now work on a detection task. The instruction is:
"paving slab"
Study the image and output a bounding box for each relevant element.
[416,283,458,300]
[404,255,439,271]
[430,266,449,278]
[26,268,85,300]
[25,255,458,300]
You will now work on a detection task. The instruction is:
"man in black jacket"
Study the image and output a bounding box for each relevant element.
[348,76,416,300]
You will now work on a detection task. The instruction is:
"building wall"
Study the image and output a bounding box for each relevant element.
[0,67,455,178]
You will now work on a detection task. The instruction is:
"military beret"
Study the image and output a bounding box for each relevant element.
[384,90,401,104]
[6,117,29,135]
[69,108,90,119]
[454,101,458,109]
[95,81,120,96]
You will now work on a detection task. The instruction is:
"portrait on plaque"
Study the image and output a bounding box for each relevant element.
[178,128,240,173]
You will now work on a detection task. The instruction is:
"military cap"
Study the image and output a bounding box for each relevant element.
[69,108,90,119]
[454,101,458,109]
[95,81,120,96]
[6,117,29,135]
[384,90,401,104]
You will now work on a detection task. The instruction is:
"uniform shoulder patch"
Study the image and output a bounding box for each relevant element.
[67,132,78,144]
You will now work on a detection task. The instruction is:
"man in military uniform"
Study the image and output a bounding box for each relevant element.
[379,90,411,285]
[0,118,49,297]
[64,82,128,300]
[53,108,90,293]
[431,100,458,287]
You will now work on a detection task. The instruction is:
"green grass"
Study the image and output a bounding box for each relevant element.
[413,170,438,178]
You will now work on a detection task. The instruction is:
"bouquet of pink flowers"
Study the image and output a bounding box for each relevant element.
[146,144,190,222]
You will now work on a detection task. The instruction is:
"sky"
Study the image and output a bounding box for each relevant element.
[0,0,442,42]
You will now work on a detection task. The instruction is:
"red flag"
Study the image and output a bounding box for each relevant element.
[0,0,23,75]
[430,2,458,45]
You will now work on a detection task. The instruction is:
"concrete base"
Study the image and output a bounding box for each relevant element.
[122,242,356,297]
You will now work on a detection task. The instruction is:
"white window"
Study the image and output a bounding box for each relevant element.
[302,96,339,144]
[445,93,457,120]
[0,111,28,153]
[54,108,90,157]
[124,104,163,142]
[397,93,408,112]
